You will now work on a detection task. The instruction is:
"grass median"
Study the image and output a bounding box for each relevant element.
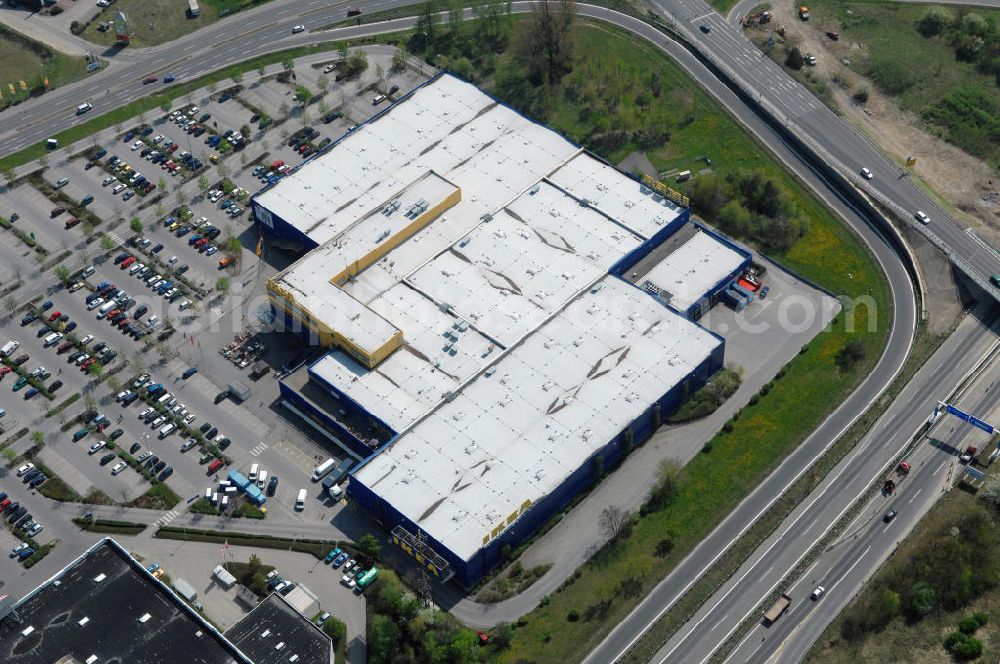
[155,526,340,560]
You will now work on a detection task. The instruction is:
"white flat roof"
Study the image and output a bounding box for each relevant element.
[547,152,684,239]
[640,229,747,311]
[408,181,644,347]
[309,283,497,431]
[353,277,721,561]
[256,74,580,246]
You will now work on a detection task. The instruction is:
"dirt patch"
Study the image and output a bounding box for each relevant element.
[745,5,1000,248]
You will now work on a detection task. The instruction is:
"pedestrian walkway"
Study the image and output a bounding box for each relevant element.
[249,442,268,457]
[154,508,181,528]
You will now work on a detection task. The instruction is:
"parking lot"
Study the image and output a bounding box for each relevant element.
[0,48,432,612]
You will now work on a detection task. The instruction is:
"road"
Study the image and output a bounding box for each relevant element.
[0,0,926,641]
[651,0,1000,290]
[726,329,1000,664]
[644,306,999,664]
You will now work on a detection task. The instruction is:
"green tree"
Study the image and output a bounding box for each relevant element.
[216,276,230,293]
[909,580,937,617]
[88,362,104,379]
[295,85,312,105]
[257,64,267,79]
[159,101,171,113]
[231,71,243,86]
[226,236,242,255]
[357,533,382,562]
[786,46,805,70]
[368,614,402,663]
[54,264,70,283]
[836,339,867,372]
[322,617,346,646]
[391,47,408,74]
[317,74,329,91]
[1,164,15,187]
[197,174,210,195]
[31,431,44,446]
[413,1,441,49]
[106,375,120,392]
[84,394,97,412]
[2,295,15,315]
[99,233,116,252]
[240,124,251,139]
[281,56,295,73]
[510,0,576,86]
[157,176,167,194]
[130,217,144,233]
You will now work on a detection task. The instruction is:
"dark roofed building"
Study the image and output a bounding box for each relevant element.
[0,538,253,664]
[225,593,332,664]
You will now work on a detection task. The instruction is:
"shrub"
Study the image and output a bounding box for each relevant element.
[853,87,870,104]
[567,609,580,622]
[786,47,804,71]
[973,611,989,626]
[959,617,979,634]
[50,5,63,15]
[908,580,936,617]
[916,6,952,37]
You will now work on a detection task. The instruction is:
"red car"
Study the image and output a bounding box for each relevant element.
[0,366,12,378]
[143,76,158,84]
[194,238,208,249]
[167,144,179,154]
[270,159,285,170]
[57,341,73,353]
[65,218,81,229]
[81,357,96,370]
[48,310,61,321]
[117,318,130,328]
[298,144,310,154]
[105,309,121,320]
[120,257,136,269]
[50,207,66,218]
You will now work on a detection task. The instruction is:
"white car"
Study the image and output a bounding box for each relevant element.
[26,524,43,537]
[340,575,356,589]
[209,192,222,203]
[915,210,930,224]
[97,0,110,6]
[811,586,826,600]
[102,176,117,186]
[88,440,107,454]
[183,414,196,425]
[10,542,29,557]
[80,334,94,345]
[131,141,144,151]
[133,373,150,388]
[86,297,104,310]
[152,134,163,144]
[168,255,178,264]
[112,183,127,194]
[138,407,154,419]
[111,461,127,475]
[180,438,198,452]
[16,462,34,477]
[291,24,305,33]
[860,167,873,180]
[136,450,151,462]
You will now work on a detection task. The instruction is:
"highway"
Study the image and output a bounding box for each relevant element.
[726,326,1000,664]
[650,0,1000,288]
[0,0,943,652]
[645,307,999,664]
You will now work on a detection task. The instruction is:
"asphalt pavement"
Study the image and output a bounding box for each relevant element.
[648,305,999,664]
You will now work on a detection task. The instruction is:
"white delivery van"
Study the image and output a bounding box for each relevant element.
[257,471,268,489]
[76,102,93,115]
[158,422,176,438]
[97,301,115,316]
[43,332,63,347]
[248,463,259,482]
[0,340,19,357]
[311,458,335,482]
[157,392,172,404]
[295,489,307,511]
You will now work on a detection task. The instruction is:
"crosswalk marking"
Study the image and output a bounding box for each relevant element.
[249,442,269,457]
[154,509,180,528]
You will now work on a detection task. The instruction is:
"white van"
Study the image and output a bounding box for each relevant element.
[157,391,172,404]
[158,422,176,438]
[76,102,93,115]
[257,471,268,489]
[248,463,259,482]
[0,340,19,357]
[311,458,335,482]
[295,489,307,511]
[43,332,63,347]
[80,265,95,278]
[97,301,115,316]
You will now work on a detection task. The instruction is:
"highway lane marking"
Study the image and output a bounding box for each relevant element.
[933,460,948,475]
[690,11,715,21]
[881,522,893,534]
[712,615,728,631]
[908,488,923,504]
[829,546,871,592]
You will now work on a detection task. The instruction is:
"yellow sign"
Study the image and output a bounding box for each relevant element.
[18,81,26,91]
[7,84,14,94]
[642,174,690,208]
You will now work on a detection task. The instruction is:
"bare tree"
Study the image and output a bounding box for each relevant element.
[512,0,577,86]
[599,505,632,542]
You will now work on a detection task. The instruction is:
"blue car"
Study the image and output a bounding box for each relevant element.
[65,321,77,332]
[41,300,53,311]
[332,552,349,568]
[163,74,175,83]
[141,126,154,136]
[146,383,163,394]
[18,547,34,561]
[188,235,202,246]
[163,216,176,227]
[122,132,135,143]
[24,387,39,400]
[182,367,198,379]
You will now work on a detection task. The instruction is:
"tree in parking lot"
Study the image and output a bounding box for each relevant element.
[279,101,290,118]
[130,217,143,233]
[317,74,329,91]
[231,71,243,87]
[317,98,330,115]
[357,533,382,563]
[54,265,70,283]
[99,233,116,252]
[295,85,312,105]
[216,276,230,294]
[3,295,17,315]
[107,375,120,392]
[154,202,166,219]
[208,82,218,95]
[175,190,188,209]
[88,362,104,379]
[226,236,242,256]
[31,431,44,447]
[300,110,312,126]
[216,162,230,180]
[281,56,295,73]
[391,46,408,74]
[257,64,267,80]
[157,177,167,194]
[84,394,97,412]
[197,174,209,196]
[240,124,251,139]
[376,63,385,86]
